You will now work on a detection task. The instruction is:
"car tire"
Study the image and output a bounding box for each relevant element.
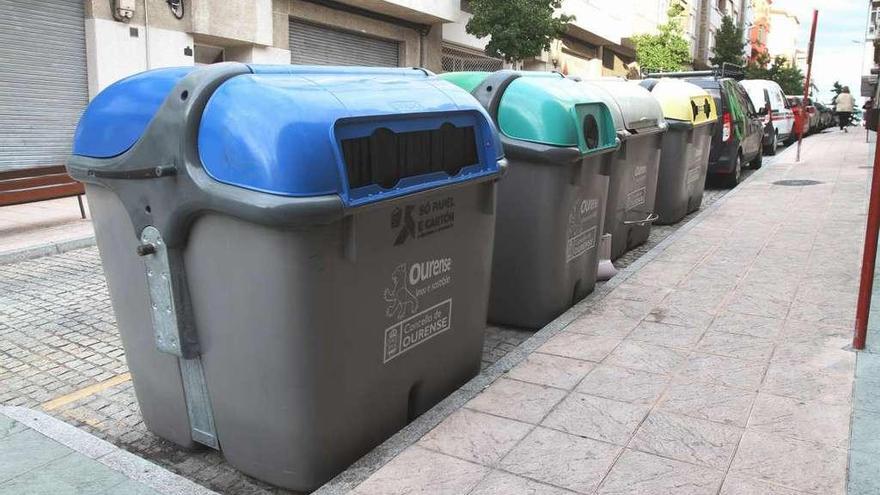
[720,153,742,188]
[750,147,763,169]
[766,131,778,156]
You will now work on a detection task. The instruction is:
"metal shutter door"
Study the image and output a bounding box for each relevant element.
[0,0,88,171]
[289,19,400,67]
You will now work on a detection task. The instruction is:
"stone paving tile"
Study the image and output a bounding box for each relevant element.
[678,353,767,391]
[730,430,847,494]
[504,353,594,390]
[657,381,756,427]
[629,411,742,469]
[848,450,880,495]
[771,342,856,376]
[627,321,705,349]
[466,378,566,425]
[762,362,853,405]
[418,409,531,466]
[623,260,695,289]
[354,446,487,495]
[747,393,851,450]
[718,474,806,495]
[537,333,622,363]
[468,470,576,495]
[850,409,880,456]
[723,290,792,320]
[0,429,72,483]
[695,331,775,362]
[708,311,786,340]
[854,376,880,413]
[0,451,129,495]
[603,341,689,375]
[596,449,723,495]
[563,314,641,339]
[498,427,620,495]
[541,393,649,445]
[575,365,670,406]
[782,319,852,348]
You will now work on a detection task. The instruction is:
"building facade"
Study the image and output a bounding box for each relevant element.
[747,0,771,63]
[766,7,800,67]
[1,0,754,172]
[862,0,880,97]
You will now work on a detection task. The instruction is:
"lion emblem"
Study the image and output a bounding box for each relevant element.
[384,263,418,319]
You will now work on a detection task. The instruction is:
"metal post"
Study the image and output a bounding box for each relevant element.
[797,10,819,162]
[855,112,880,349]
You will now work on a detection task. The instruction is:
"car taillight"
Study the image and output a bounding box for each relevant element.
[722,112,732,142]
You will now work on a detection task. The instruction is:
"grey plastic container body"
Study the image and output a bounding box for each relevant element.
[580,79,666,260]
[71,63,503,492]
[88,181,496,491]
[489,145,609,328]
[654,123,714,225]
[605,133,662,257]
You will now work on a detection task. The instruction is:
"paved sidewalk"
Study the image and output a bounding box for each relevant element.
[0,406,216,495]
[0,197,94,264]
[332,130,868,495]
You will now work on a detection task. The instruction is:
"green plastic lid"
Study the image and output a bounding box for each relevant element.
[440,71,618,155]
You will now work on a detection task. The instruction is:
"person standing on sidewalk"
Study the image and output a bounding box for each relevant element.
[836,86,855,132]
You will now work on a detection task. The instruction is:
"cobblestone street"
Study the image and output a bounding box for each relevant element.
[0,147,769,494]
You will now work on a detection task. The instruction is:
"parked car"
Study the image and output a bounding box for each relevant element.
[815,102,835,130]
[685,76,764,187]
[786,96,810,142]
[788,95,820,134]
[741,79,794,155]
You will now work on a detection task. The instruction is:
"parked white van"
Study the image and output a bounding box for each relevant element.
[741,79,794,155]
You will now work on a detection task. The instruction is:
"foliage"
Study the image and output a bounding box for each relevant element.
[745,55,805,95]
[710,15,746,67]
[466,0,574,63]
[631,3,691,72]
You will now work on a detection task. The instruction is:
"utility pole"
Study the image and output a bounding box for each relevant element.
[796,10,818,162]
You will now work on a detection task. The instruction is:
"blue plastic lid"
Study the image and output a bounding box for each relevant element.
[72,67,195,158]
[72,65,502,207]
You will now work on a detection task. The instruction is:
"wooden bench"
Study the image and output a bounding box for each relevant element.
[0,165,86,219]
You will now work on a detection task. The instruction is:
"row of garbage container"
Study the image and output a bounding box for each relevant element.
[67,63,717,491]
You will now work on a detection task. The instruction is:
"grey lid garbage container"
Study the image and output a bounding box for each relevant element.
[639,78,718,225]
[442,70,619,329]
[67,63,505,492]
[578,78,667,260]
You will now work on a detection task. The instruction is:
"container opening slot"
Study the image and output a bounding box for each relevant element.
[341,123,479,190]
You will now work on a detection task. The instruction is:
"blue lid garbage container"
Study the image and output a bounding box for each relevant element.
[67,63,505,492]
[578,78,667,260]
[639,78,718,224]
[442,71,618,329]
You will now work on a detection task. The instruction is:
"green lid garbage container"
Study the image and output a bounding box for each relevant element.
[442,70,618,329]
[578,78,667,260]
[66,63,505,492]
[639,78,717,225]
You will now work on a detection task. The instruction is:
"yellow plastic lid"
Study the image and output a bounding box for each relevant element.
[645,78,717,126]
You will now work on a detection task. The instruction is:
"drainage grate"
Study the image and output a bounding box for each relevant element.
[773,179,824,186]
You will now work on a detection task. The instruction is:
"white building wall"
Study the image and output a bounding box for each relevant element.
[766,9,799,65]
[85,18,194,98]
[441,10,487,50]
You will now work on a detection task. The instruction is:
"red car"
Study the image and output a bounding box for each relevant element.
[786,96,811,142]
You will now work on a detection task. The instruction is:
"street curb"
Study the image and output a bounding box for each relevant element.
[314,141,799,494]
[0,406,218,495]
[0,234,96,266]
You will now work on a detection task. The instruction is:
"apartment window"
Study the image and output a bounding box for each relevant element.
[717,0,726,11]
[602,49,615,70]
[460,0,472,13]
[194,44,224,65]
[870,5,880,37]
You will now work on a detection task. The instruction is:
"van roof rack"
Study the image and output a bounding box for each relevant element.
[643,62,745,81]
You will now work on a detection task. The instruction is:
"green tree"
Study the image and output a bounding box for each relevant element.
[631,3,691,72]
[466,0,574,64]
[745,55,804,95]
[710,15,746,67]
[831,81,844,104]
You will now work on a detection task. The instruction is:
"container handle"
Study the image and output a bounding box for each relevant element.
[623,212,659,225]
